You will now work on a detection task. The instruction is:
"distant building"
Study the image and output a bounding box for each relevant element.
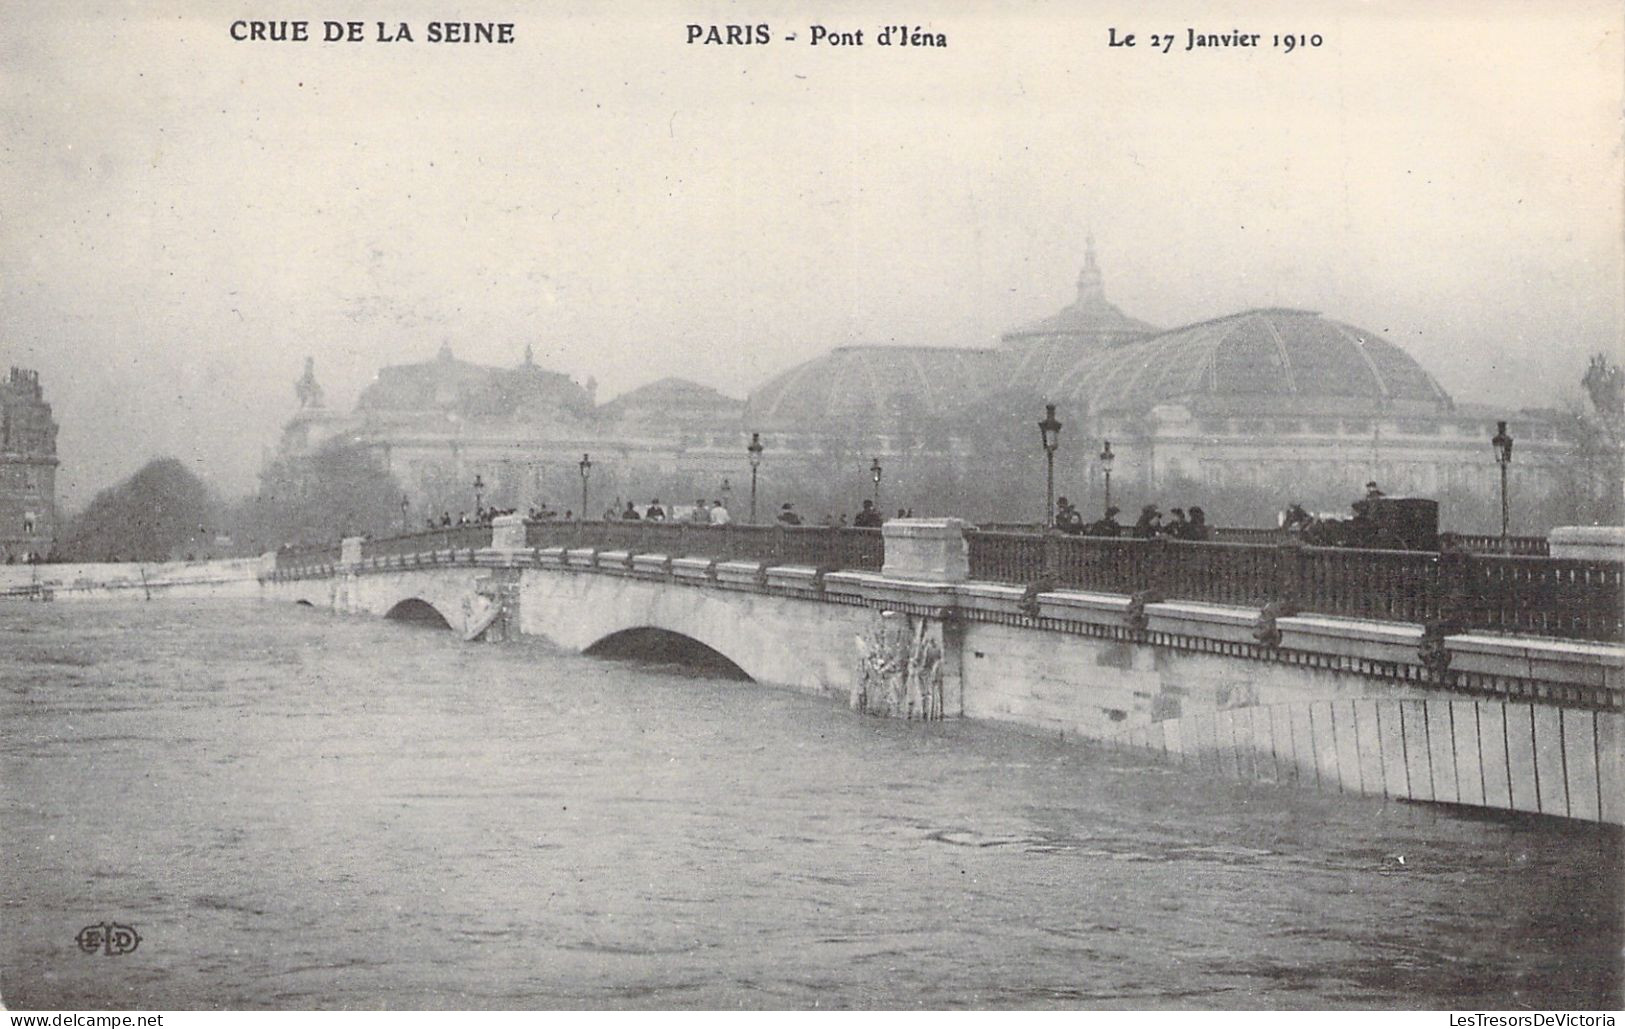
[272,243,1569,526]
[0,367,59,561]
[1022,304,1564,504]
[278,344,747,516]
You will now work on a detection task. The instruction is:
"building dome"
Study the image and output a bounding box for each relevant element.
[1044,308,1453,416]
[600,377,743,431]
[356,343,593,421]
[1001,237,1160,349]
[744,345,999,432]
[1000,237,1161,396]
[600,377,743,418]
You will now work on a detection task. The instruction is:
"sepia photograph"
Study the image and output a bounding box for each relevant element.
[2,0,1622,1014]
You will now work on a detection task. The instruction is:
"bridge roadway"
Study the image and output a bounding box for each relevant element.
[263,516,1623,825]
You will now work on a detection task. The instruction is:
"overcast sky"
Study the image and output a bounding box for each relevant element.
[3,0,1621,509]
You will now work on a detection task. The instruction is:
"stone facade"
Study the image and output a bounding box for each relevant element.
[0,367,58,562]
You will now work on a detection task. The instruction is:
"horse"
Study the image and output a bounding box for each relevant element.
[1280,503,1356,546]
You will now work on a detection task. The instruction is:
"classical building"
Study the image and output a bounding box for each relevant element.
[0,366,59,561]
[274,244,1569,527]
[281,344,749,518]
[1024,304,1564,505]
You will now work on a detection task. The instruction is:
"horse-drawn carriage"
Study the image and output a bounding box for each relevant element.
[1282,496,1440,551]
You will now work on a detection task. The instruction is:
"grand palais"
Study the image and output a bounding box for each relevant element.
[275,243,1566,524]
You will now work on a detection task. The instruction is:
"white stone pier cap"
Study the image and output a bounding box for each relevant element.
[490,513,528,551]
[882,518,970,583]
[339,537,365,567]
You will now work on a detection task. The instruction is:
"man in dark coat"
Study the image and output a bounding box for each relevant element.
[1055,496,1085,534]
[1086,506,1122,537]
[853,500,884,528]
[1132,505,1161,539]
[1186,506,1212,541]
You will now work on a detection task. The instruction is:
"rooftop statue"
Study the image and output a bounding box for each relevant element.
[295,356,325,410]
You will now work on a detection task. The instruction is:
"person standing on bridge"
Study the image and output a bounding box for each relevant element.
[621,500,641,521]
[709,500,731,526]
[646,499,666,521]
[853,499,883,528]
[1055,497,1084,535]
[777,502,802,526]
[1085,506,1122,537]
[689,499,711,525]
[1132,505,1161,539]
[1186,506,1212,541]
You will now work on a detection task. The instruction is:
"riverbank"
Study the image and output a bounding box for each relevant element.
[0,555,271,601]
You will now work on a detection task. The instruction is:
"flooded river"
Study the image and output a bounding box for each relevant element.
[2,600,1619,1009]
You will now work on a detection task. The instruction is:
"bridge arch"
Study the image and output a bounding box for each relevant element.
[384,596,457,630]
[584,626,752,680]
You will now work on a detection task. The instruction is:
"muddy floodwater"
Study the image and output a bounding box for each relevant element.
[2,600,1620,1009]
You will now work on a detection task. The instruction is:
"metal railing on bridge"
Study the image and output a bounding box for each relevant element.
[521,520,885,571]
[964,530,1621,642]
[945,522,1551,555]
[361,525,494,562]
[270,521,1619,643]
[272,543,341,577]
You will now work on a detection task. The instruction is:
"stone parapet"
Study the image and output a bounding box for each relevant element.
[340,537,364,567]
[632,553,672,578]
[672,556,716,582]
[1446,633,1624,691]
[882,518,970,582]
[713,560,762,587]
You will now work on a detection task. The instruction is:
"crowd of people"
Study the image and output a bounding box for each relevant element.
[419,494,1225,542]
[1053,497,1212,541]
[612,497,735,524]
[425,504,528,530]
[413,495,903,530]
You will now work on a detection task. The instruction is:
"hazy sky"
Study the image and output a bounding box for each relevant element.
[3,0,1621,509]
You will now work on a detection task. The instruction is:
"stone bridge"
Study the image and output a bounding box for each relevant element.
[263,516,1624,825]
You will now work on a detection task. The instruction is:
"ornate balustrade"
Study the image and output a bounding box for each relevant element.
[963,530,1620,642]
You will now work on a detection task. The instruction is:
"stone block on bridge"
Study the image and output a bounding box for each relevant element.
[489,513,527,551]
[882,518,970,583]
[340,537,364,567]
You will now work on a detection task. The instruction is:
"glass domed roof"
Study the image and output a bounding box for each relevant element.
[1044,308,1453,415]
[744,345,1000,431]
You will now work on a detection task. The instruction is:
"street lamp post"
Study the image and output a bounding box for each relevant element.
[1098,440,1115,515]
[747,432,764,524]
[870,457,883,507]
[1038,404,1063,528]
[473,473,484,515]
[1492,420,1513,551]
[720,478,732,506]
[578,453,592,523]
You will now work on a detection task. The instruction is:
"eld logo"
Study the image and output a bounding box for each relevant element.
[76,922,141,956]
